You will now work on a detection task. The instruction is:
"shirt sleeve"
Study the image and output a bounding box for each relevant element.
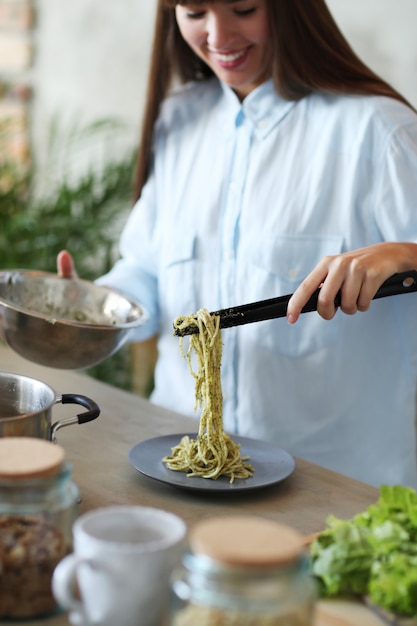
[373,115,417,242]
[96,172,160,342]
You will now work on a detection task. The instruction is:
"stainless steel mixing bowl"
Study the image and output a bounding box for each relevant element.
[0,270,148,369]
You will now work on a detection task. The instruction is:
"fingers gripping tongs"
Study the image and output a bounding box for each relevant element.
[174,270,417,337]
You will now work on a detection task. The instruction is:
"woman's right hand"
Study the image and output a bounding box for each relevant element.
[57,250,78,279]
[286,241,417,323]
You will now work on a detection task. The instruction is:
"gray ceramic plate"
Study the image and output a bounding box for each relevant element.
[128,433,296,492]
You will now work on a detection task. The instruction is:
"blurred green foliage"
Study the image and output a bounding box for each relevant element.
[0,119,138,390]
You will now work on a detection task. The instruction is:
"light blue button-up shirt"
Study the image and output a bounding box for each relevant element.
[98,78,417,488]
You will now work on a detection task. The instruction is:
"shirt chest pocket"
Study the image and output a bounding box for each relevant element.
[160,235,198,320]
[243,234,344,357]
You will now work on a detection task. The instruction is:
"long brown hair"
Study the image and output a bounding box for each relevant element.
[134,0,412,200]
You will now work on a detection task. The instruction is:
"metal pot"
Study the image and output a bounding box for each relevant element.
[0,372,100,441]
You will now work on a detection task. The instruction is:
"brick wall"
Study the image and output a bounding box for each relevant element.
[0,0,34,165]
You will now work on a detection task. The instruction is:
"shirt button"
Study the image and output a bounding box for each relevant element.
[257,119,267,129]
[288,268,298,280]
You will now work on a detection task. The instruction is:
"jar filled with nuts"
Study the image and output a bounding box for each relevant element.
[0,437,79,619]
[169,516,316,626]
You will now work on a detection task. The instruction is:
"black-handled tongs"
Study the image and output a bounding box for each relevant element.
[174,270,417,337]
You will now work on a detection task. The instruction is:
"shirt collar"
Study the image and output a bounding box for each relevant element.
[220,79,297,139]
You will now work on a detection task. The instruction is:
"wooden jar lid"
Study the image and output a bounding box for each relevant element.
[0,437,65,479]
[189,516,304,567]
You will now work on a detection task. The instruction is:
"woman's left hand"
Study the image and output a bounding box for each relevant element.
[286,242,417,323]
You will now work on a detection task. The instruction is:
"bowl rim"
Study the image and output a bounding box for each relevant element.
[0,269,148,329]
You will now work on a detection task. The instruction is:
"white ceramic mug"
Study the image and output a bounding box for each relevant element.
[52,505,187,626]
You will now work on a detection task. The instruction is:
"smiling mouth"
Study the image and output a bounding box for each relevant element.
[214,49,247,63]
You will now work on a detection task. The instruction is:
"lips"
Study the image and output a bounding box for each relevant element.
[211,46,250,69]
[216,50,246,63]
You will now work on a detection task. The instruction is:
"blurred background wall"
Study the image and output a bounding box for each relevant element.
[328,0,417,106]
[30,0,156,188]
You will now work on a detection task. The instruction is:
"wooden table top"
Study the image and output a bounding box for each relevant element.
[0,344,392,626]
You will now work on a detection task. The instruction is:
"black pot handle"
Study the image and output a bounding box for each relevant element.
[61,393,100,424]
[51,394,100,440]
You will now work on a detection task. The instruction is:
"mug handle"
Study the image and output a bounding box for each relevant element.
[51,394,100,441]
[52,553,89,620]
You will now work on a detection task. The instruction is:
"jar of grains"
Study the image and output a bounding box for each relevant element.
[0,437,79,619]
[169,515,316,626]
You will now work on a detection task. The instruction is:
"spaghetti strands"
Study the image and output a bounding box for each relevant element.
[164,308,253,483]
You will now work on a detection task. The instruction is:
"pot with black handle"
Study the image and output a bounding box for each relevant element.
[0,372,100,441]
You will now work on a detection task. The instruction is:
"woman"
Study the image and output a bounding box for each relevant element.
[59,0,417,487]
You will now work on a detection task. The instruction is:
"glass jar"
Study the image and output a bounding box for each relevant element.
[169,516,316,626]
[0,437,79,619]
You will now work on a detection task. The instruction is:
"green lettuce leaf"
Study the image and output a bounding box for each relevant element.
[309,485,417,617]
[369,552,417,615]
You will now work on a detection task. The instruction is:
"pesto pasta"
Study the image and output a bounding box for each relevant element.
[164,308,253,483]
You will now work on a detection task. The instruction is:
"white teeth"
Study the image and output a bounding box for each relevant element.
[216,50,245,62]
